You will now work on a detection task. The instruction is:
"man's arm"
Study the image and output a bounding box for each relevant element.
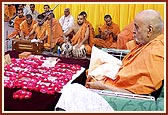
[14,18,21,31]
[64,25,74,36]
[81,26,89,44]
[100,30,108,40]
[108,30,118,41]
[4,14,10,20]
[86,81,132,94]
[40,34,48,41]
[77,26,90,47]
[99,25,107,39]
[112,33,118,41]
[10,13,17,20]
[20,30,25,39]
[25,29,35,39]
[104,83,132,94]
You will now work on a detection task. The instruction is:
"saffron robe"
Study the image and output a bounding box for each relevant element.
[71,22,92,55]
[20,19,37,39]
[7,16,26,38]
[85,20,95,47]
[126,40,137,50]
[4,5,16,22]
[44,18,64,49]
[117,22,134,50]
[87,34,164,94]
[94,22,120,48]
[33,23,47,40]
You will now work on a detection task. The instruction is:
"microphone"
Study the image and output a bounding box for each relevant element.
[38,4,59,26]
[46,10,53,17]
[45,4,59,17]
[37,10,52,26]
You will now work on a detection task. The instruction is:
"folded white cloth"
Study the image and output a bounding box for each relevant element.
[88,46,122,80]
[55,83,114,112]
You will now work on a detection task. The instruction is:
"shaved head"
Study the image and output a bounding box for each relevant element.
[133,9,163,45]
[135,9,163,31]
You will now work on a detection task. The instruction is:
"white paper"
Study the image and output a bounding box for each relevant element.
[30,39,41,43]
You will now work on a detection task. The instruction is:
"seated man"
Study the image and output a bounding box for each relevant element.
[8,8,26,39]
[27,4,39,21]
[20,14,36,40]
[4,4,16,26]
[42,4,50,17]
[80,11,95,48]
[55,9,164,111]
[94,15,120,48]
[64,14,93,57]
[44,13,64,51]
[86,9,164,95]
[25,14,47,43]
[18,4,29,16]
[59,8,74,33]
[116,21,135,50]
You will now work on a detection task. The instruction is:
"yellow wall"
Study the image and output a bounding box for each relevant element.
[34,3,164,34]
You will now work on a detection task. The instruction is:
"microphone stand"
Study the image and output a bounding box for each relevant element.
[49,4,59,53]
[41,4,59,56]
[50,11,53,53]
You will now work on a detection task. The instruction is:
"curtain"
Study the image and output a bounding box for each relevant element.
[34,3,164,34]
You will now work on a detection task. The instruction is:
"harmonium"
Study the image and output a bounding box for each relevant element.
[12,39,44,54]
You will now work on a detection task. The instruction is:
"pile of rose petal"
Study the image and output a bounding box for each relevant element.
[4,56,81,99]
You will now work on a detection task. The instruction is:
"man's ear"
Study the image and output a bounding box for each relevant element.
[147,25,154,37]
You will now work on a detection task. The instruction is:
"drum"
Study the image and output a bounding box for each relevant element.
[72,44,86,58]
[61,42,73,57]
[12,39,44,54]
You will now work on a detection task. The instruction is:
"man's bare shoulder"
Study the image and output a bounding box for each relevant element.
[73,23,79,27]
[72,23,80,31]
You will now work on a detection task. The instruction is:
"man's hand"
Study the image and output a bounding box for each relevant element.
[25,36,29,40]
[85,81,107,90]
[106,30,117,41]
[85,75,107,90]
[85,75,93,88]
[107,30,113,35]
[74,44,81,49]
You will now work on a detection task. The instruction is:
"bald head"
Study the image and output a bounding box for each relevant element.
[135,10,163,30]
[133,9,163,45]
